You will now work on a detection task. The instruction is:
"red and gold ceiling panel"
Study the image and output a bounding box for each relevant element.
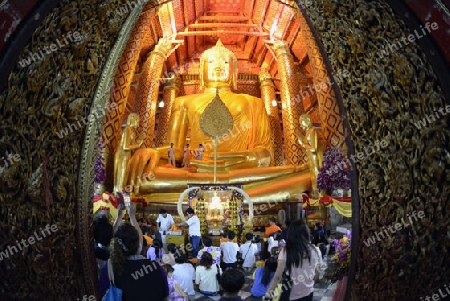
[262,0,279,32]
[285,18,300,45]
[158,4,174,36]
[206,0,242,12]
[172,0,186,31]
[252,0,269,25]
[273,6,293,39]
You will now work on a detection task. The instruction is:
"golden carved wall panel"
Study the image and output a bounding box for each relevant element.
[154,77,181,146]
[274,41,306,165]
[0,0,139,299]
[100,7,157,188]
[300,0,449,299]
[295,11,345,147]
[134,38,172,147]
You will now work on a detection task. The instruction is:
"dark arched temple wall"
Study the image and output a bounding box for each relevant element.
[0,1,449,300]
[298,0,450,299]
[0,0,137,299]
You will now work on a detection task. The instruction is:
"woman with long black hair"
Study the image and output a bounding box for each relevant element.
[264,220,322,301]
[251,256,277,297]
[99,203,169,301]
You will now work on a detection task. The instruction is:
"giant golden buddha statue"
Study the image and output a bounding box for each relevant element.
[124,40,311,203]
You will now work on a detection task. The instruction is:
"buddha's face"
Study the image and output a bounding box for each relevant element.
[203,54,233,86]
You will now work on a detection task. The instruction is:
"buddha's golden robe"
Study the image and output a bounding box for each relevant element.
[168,88,273,167]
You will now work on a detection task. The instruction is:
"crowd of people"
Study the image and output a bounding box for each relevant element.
[93,204,328,301]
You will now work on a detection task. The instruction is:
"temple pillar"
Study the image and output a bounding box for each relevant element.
[134,37,172,147]
[259,63,284,166]
[273,40,306,165]
[154,75,181,146]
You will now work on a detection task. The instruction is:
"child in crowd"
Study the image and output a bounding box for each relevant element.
[251,256,277,297]
[162,264,189,301]
[147,238,164,260]
[255,250,271,268]
[218,269,246,301]
[254,235,262,255]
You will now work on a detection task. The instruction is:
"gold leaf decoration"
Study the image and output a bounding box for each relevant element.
[199,89,234,139]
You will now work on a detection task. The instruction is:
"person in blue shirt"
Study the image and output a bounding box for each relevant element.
[251,256,277,297]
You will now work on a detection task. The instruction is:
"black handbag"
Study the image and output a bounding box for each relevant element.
[215,263,221,284]
[237,243,252,266]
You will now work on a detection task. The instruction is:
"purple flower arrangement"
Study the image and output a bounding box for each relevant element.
[317,146,351,192]
[94,138,107,183]
[325,229,352,283]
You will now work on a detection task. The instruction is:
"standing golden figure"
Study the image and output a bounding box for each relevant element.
[297,114,324,197]
[122,40,311,202]
[113,113,143,194]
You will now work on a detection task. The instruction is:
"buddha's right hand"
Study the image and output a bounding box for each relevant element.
[128,148,160,193]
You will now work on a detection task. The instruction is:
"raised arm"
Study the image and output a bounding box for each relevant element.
[264,258,286,299]
[127,202,143,252]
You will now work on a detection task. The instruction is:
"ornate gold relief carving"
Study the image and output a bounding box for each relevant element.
[300,0,449,299]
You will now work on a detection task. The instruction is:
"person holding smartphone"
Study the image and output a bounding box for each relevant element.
[157,209,174,250]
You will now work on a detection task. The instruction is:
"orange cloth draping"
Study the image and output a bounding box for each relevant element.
[302,194,352,217]
[93,191,146,222]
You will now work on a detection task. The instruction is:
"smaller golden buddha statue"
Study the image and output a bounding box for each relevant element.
[297,114,324,198]
[113,113,143,194]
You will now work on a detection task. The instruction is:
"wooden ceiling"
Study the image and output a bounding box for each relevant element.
[149,0,308,78]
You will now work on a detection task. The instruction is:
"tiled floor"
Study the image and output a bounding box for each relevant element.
[190,268,337,301]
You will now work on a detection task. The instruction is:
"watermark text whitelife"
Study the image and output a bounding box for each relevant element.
[291,69,350,105]
[363,211,424,247]
[77,295,96,301]
[115,0,149,16]
[131,242,193,280]
[420,282,450,301]
[0,153,21,173]
[0,224,58,262]
[56,101,117,139]
[413,105,450,129]
[378,22,439,59]
[18,31,88,68]
[326,139,388,176]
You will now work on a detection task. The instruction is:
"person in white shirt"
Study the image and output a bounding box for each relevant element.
[268,232,283,255]
[240,232,257,272]
[156,208,174,250]
[172,253,196,296]
[220,231,240,271]
[168,142,176,166]
[196,144,204,160]
[195,252,222,296]
[176,207,201,258]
